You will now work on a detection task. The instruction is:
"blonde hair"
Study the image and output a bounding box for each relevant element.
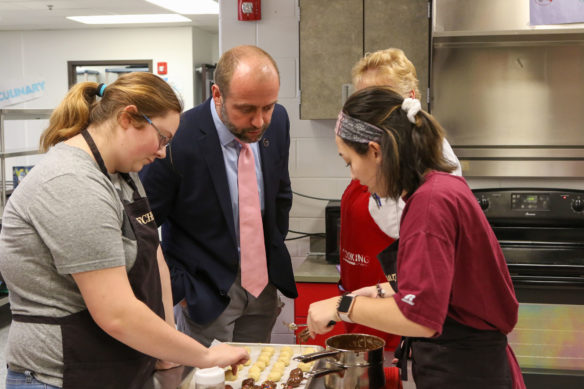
[40,72,182,152]
[351,48,420,99]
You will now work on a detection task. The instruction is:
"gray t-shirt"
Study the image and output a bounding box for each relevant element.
[0,142,143,387]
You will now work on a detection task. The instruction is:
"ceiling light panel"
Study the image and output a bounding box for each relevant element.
[67,14,191,24]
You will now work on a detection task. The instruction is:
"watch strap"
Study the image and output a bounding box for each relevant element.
[337,293,356,323]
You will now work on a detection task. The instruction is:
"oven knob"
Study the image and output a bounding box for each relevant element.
[478,198,490,211]
[572,199,584,212]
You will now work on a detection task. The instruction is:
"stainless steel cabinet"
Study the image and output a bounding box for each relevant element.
[299,0,430,119]
[431,0,584,178]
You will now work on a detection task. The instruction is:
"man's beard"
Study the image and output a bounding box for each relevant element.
[221,103,269,143]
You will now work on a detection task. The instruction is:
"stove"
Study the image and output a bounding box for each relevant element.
[473,188,584,388]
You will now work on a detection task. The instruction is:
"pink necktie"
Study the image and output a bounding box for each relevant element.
[238,141,268,297]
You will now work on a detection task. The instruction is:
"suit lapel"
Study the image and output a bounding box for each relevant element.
[259,132,273,216]
[198,100,237,246]
[259,136,272,202]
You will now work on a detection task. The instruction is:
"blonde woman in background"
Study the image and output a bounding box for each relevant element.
[353,48,461,238]
[336,48,462,350]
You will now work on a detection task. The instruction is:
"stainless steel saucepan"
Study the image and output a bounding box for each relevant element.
[295,333,386,389]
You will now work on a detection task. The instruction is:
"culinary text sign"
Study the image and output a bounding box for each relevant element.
[0,80,46,108]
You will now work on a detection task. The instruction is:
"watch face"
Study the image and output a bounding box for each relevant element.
[338,295,353,313]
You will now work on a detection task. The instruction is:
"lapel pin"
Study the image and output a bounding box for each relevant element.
[262,138,270,147]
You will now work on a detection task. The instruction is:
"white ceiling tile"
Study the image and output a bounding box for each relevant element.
[0,0,218,32]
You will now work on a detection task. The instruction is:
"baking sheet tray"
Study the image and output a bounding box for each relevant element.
[183,342,324,389]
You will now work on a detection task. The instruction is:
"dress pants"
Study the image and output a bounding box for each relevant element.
[175,271,281,347]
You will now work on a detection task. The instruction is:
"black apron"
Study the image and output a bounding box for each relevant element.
[12,130,165,389]
[377,240,512,389]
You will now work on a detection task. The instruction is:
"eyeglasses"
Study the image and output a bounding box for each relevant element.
[141,113,171,149]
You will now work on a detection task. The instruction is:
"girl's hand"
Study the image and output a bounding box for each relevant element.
[208,344,249,373]
[306,296,340,338]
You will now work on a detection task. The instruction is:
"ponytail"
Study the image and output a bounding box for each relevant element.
[40,82,99,152]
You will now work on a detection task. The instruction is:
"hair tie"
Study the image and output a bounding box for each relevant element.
[96,83,107,97]
[401,98,421,124]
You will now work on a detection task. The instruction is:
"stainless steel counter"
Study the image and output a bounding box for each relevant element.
[294,255,340,283]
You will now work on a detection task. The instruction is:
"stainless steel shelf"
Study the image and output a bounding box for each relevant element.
[0,109,51,121]
[0,148,42,158]
[1,109,51,209]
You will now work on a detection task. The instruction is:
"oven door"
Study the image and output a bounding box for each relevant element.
[504,252,584,388]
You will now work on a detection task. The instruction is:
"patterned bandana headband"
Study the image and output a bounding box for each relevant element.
[334,111,385,143]
[335,98,423,143]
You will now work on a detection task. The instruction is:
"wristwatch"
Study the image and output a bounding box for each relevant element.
[337,293,356,323]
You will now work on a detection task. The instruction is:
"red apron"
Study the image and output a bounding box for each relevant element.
[339,180,400,351]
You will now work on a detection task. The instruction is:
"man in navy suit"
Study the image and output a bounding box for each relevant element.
[139,45,297,346]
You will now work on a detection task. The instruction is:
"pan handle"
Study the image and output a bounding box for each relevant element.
[293,349,342,363]
[305,365,346,378]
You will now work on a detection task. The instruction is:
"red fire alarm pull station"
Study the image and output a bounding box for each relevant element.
[238,0,261,21]
[157,62,167,75]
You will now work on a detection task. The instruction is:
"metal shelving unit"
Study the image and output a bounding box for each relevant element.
[0,109,51,308]
[0,109,52,220]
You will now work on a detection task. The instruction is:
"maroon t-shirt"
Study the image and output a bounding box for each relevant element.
[393,171,518,335]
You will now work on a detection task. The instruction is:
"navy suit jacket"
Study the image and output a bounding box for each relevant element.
[139,99,297,325]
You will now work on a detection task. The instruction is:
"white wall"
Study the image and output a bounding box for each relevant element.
[0,26,199,180]
[0,26,195,109]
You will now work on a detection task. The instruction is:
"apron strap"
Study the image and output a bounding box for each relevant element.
[120,173,142,202]
[82,129,141,201]
[394,336,413,381]
[81,129,109,177]
[12,314,65,325]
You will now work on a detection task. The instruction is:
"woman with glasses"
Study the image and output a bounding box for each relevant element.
[0,72,249,389]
